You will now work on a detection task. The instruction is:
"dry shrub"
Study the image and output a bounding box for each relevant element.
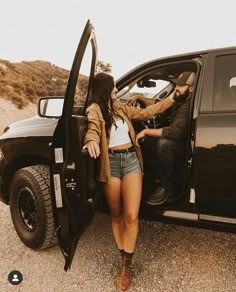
[0,59,110,109]
[11,96,29,109]
[0,59,69,108]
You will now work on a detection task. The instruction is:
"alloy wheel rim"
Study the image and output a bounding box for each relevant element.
[17,187,38,232]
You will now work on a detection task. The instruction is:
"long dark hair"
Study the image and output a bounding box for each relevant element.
[90,72,121,136]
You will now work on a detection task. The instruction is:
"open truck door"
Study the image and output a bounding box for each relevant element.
[50,20,97,271]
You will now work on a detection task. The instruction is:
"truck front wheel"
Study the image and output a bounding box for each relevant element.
[9,165,57,250]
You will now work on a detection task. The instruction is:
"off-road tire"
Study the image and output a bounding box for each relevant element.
[9,165,57,250]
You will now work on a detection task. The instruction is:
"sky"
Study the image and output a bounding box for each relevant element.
[1,0,236,78]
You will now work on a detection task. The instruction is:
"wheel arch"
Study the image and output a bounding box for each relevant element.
[2,155,50,204]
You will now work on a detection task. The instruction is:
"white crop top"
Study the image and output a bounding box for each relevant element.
[109,120,131,148]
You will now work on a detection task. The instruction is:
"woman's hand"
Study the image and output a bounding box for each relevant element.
[168,88,177,102]
[126,95,139,106]
[83,141,100,158]
[135,130,146,147]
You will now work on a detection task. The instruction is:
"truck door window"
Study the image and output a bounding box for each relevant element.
[213,54,236,111]
[74,42,93,107]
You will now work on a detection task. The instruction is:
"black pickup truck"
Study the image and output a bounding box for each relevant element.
[0,20,235,270]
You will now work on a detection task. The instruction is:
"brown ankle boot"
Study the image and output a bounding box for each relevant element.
[117,255,132,291]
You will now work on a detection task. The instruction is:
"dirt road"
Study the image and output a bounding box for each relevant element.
[0,203,236,292]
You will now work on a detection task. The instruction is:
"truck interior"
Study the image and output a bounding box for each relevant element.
[116,61,199,211]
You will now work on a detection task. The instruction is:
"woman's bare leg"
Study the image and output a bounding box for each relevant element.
[122,173,142,253]
[103,179,124,250]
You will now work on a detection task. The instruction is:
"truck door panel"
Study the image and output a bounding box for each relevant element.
[194,53,236,218]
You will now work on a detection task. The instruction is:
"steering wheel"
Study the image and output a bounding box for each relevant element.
[131,100,158,130]
[132,99,144,109]
[132,99,172,130]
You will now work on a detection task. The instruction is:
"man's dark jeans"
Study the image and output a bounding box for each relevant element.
[143,137,185,191]
[156,138,185,190]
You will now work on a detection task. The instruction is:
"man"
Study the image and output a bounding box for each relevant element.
[133,71,196,205]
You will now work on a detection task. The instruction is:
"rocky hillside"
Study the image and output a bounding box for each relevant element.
[0,59,110,134]
[0,59,70,134]
[0,59,69,109]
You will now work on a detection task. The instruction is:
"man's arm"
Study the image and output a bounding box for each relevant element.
[135,99,190,146]
[136,128,162,146]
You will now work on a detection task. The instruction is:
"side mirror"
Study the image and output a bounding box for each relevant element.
[38,97,64,118]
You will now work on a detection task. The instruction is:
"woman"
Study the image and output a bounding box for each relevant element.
[83,72,174,291]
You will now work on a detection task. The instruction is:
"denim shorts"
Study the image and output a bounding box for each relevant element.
[109,151,143,179]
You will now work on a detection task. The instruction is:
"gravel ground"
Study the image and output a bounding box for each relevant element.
[0,203,236,292]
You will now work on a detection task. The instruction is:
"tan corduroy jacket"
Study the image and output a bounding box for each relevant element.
[83,97,173,183]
